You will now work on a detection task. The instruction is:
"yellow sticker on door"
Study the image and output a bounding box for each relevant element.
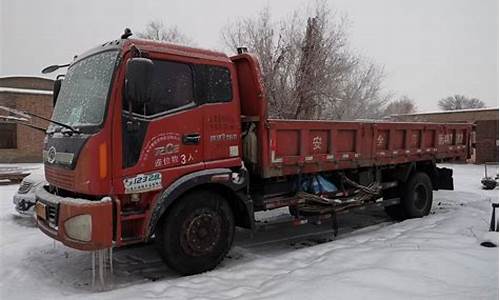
[229,145,239,157]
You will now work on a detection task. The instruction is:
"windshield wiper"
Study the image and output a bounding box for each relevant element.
[30,112,79,134]
[0,105,79,134]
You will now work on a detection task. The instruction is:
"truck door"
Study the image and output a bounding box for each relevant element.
[195,64,241,164]
[120,58,205,191]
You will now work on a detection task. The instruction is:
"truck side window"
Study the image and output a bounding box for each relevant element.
[142,60,195,117]
[195,65,232,103]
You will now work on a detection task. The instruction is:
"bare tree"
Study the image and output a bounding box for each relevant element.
[292,6,353,119]
[221,7,302,118]
[137,20,193,45]
[221,3,387,120]
[324,61,388,120]
[438,95,485,110]
[384,96,417,116]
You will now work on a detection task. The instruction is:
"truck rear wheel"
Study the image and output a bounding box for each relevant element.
[155,191,235,275]
[402,172,433,218]
[385,172,433,220]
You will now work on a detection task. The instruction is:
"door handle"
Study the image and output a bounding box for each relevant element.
[182,133,201,145]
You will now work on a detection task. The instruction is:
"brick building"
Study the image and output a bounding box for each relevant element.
[390,107,499,163]
[0,76,54,162]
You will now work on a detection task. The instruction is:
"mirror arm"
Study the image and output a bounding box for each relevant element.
[125,85,138,132]
[128,98,135,122]
[124,56,153,131]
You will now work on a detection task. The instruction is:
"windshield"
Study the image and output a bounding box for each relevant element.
[50,50,118,129]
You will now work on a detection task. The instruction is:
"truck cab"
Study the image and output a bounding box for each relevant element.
[36,37,254,259]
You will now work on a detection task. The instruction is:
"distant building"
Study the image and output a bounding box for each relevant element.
[389,107,499,164]
[0,76,54,162]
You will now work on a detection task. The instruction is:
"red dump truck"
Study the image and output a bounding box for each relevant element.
[35,31,472,275]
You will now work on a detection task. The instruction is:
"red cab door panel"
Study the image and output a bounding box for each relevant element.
[118,58,205,192]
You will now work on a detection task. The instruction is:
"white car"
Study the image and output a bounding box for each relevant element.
[13,170,46,216]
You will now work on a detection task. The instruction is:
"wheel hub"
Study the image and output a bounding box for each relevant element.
[182,212,222,256]
[414,184,427,210]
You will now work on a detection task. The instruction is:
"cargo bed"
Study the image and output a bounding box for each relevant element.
[257,120,471,178]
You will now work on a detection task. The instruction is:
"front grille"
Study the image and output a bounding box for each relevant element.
[38,194,60,227]
[46,202,59,227]
[45,165,74,190]
[17,181,33,194]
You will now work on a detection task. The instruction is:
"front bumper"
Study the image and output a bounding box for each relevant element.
[35,186,113,251]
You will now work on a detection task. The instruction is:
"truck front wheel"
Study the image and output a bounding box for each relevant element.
[155,190,235,275]
[385,172,433,220]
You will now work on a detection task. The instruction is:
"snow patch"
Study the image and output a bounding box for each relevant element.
[0,163,497,299]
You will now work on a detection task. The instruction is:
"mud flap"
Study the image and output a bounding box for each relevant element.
[436,167,454,190]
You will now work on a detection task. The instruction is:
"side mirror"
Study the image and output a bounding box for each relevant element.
[53,77,63,107]
[125,58,154,113]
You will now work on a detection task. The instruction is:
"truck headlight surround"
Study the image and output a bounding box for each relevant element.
[64,214,92,242]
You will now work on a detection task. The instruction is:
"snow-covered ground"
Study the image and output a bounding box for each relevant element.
[0,163,498,299]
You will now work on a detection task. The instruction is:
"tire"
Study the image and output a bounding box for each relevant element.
[384,172,433,220]
[155,190,235,275]
[401,172,433,218]
[383,186,405,220]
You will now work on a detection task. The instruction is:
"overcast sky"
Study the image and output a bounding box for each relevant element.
[1,0,498,111]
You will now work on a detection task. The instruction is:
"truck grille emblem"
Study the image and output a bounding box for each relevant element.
[47,146,57,164]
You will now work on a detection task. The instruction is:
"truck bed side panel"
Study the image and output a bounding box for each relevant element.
[261,120,471,178]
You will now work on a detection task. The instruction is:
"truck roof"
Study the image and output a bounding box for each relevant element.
[126,38,231,63]
[73,38,231,67]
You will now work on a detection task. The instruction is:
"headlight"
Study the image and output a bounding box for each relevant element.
[17,181,33,194]
[64,214,92,242]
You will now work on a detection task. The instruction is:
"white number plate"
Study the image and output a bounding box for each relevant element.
[123,173,162,194]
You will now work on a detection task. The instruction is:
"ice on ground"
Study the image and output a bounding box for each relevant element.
[0,163,498,299]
